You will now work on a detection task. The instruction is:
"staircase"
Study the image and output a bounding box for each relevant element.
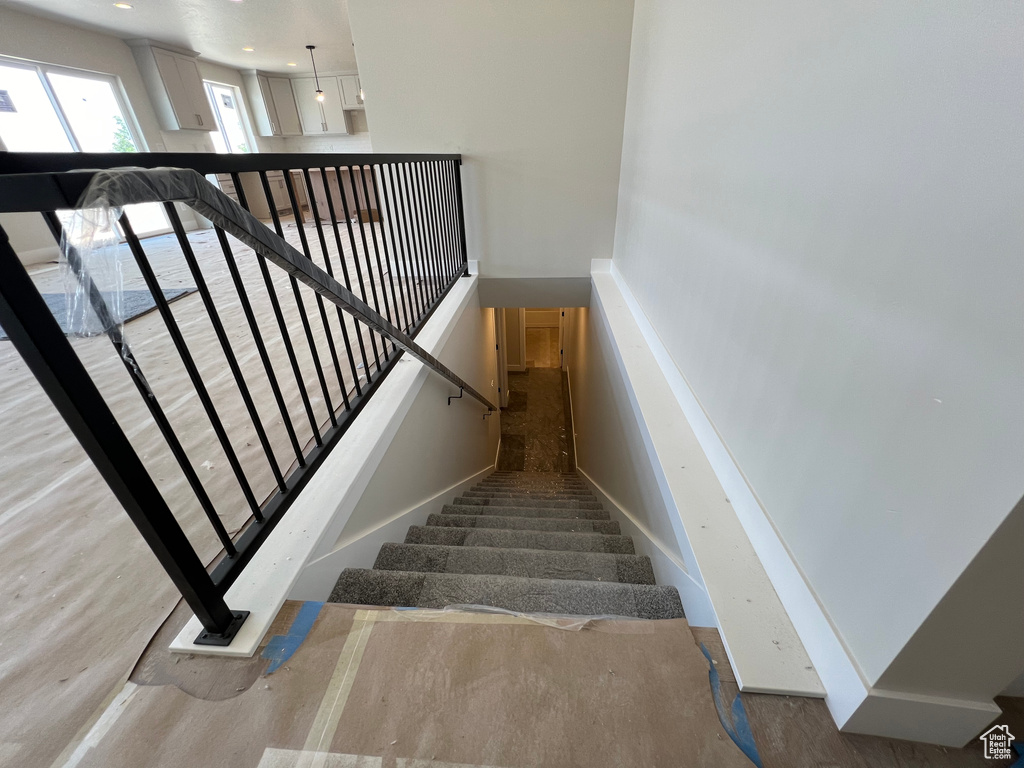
[329,471,685,619]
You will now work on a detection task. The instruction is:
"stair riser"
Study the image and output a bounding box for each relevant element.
[373,543,655,585]
[427,514,621,535]
[465,489,596,499]
[454,497,603,510]
[478,479,588,488]
[330,569,684,620]
[405,526,635,554]
[442,504,609,521]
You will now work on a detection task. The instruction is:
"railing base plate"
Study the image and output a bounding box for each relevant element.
[194,610,250,646]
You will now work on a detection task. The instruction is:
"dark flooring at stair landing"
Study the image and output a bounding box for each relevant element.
[498,368,574,472]
[330,470,684,620]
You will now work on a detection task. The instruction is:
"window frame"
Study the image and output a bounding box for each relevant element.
[0,54,149,153]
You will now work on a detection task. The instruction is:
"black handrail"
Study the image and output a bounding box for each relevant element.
[0,154,489,644]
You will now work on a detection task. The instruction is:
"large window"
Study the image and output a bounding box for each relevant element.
[0,57,168,234]
[204,81,251,155]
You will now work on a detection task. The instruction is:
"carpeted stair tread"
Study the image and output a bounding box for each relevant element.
[329,569,684,619]
[373,543,655,584]
[453,496,603,510]
[441,503,609,521]
[405,525,635,554]
[427,513,621,535]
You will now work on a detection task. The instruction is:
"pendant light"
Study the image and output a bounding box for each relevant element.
[306,45,325,102]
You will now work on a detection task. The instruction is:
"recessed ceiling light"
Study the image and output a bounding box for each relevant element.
[113,2,133,8]
[242,47,254,52]
[286,62,297,67]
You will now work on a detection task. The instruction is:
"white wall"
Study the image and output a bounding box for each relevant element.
[612,0,1024,724]
[565,304,686,565]
[333,298,499,547]
[290,280,500,599]
[346,0,635,280]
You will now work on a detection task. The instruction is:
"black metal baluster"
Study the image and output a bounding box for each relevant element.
[283,170,347,412]
[214,223,305,469]
[389,162,425,324]
[0,222,244,640]
[376,164,412,334]
[41,211,238,555]
[230,173,321,451]
[259,171,336,433]
[453,160,470,273]
[349,164,391,358]
[440,160,460,281]
[411,161,438,303]
[120,212,264,522]
[428,161,452,283]
[401,162,432,314]
[335,167,382,373]
[315,167,369,395]
[422,161,449,286]
[362,164,403,349]
[164,204,287,492]
[304,167,359,405]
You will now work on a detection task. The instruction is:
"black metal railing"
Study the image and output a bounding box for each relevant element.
[0,153,493,644]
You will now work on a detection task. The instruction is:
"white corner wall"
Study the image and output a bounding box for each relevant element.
[346,0,635,279]
[612,0,1024,744]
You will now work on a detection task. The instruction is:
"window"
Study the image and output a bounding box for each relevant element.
[0,57,168,235]
[204,81,251,154]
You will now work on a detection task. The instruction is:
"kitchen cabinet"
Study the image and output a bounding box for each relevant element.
[241,71,302,137]
[292,77,349,135]
[128,40,216,131]
[339,75,364,110]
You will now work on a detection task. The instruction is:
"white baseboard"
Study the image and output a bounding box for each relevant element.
[577,468,717,627]
[843,688,1000,748]
[289,465,494,601]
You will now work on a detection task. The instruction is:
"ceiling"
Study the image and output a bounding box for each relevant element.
[1,0,358,75]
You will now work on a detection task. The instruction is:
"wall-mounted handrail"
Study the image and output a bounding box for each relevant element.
[0,155,488,644]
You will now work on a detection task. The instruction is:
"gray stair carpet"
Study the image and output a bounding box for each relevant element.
[375,543,655,584]
[329,570,683,620]
[441,503,610,520]
[329,470,684,619]
[427,513,621,535]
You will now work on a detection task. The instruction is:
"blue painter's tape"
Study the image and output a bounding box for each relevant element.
[700,642,764,768]
[1011,741,1024,768]
[261,601,324,675]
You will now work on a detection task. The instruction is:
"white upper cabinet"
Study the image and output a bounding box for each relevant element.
[242,71,302,137]
[293,77,349,135]
[339,75,364,110]
[128,40,216,131]
[267,78,302,136]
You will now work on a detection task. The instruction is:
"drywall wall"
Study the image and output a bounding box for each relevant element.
[525,308,559,328]
[333,298,499,546]
[503,308,524,371]
[346,0,634,280]
[612,0,1024,710]
[564,304,687,565]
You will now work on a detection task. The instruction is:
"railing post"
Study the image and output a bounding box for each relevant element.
[0,225,247,645]
[453,159,470,276]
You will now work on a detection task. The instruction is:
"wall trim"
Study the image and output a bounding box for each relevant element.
[576,467,717,627]
[289,465,494,600]
[589,262,824,698]
[843,688,1000,748]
